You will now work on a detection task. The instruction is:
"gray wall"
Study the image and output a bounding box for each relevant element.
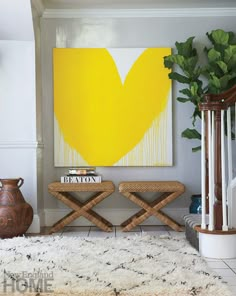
[41,16,236,214]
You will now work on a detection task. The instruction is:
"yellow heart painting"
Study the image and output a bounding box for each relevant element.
[53,48,172,166]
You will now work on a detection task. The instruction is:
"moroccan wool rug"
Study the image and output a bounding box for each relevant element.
[0,235,232,296]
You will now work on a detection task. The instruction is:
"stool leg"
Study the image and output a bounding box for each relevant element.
[49,190,114,233]
[153,210,184,232]
[119,189,185,232]
[121,194,170,230]
[49,210,78,234]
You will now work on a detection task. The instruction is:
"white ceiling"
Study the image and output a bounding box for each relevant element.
[42,0,236,9]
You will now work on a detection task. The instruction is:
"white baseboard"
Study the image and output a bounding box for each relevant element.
[27,213,41,233]
[42,208,189,227]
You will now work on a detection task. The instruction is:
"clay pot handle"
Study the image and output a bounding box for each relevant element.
[17,178,24,188]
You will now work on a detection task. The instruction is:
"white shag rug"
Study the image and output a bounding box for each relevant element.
[0,235,232,296]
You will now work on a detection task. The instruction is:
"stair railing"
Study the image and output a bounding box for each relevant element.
[199,85,236,231]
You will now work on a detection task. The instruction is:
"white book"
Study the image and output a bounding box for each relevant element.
[61,175,102,183]
[68,168,96,175]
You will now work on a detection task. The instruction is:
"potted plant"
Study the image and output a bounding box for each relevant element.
[164,29,236,214]
[163,28,236,152]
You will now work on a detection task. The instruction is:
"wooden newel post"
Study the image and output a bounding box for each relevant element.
[214,110,223,230]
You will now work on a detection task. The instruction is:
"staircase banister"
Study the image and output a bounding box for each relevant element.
[199,84,236,111]
[199,101,227,111]
[202,84,236,102]
[224,92,236,107]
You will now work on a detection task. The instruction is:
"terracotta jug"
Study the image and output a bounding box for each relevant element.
[0,178,33,238]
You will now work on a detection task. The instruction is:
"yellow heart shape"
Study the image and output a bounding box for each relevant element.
[53,48,171,166]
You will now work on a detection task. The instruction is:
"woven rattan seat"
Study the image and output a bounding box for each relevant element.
[48,181,114,192]
[119,181,184,193]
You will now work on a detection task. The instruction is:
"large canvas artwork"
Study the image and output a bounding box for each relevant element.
[53,48,172,167]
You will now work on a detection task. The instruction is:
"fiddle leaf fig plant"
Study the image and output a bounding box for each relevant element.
[164,29,236,152]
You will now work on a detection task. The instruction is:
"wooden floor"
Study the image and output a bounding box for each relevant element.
[27,225,236,295]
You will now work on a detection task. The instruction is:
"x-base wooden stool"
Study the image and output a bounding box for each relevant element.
[119,181,185,232]
[48,181,115,234]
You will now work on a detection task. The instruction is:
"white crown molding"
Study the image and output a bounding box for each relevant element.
[31,0,45,17]
[0,141,44,149]
[42,7,236,18]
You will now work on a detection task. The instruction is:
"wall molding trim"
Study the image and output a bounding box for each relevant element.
[0,141,44,149]
[42,7,236,19]
[27,213,41,233]
[42,207,188,227]
[31,0,45,17]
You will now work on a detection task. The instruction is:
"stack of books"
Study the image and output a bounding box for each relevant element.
[60,167,102,183]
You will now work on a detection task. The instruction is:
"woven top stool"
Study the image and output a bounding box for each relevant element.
[48,181,115,234]
[119,181,185,232]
